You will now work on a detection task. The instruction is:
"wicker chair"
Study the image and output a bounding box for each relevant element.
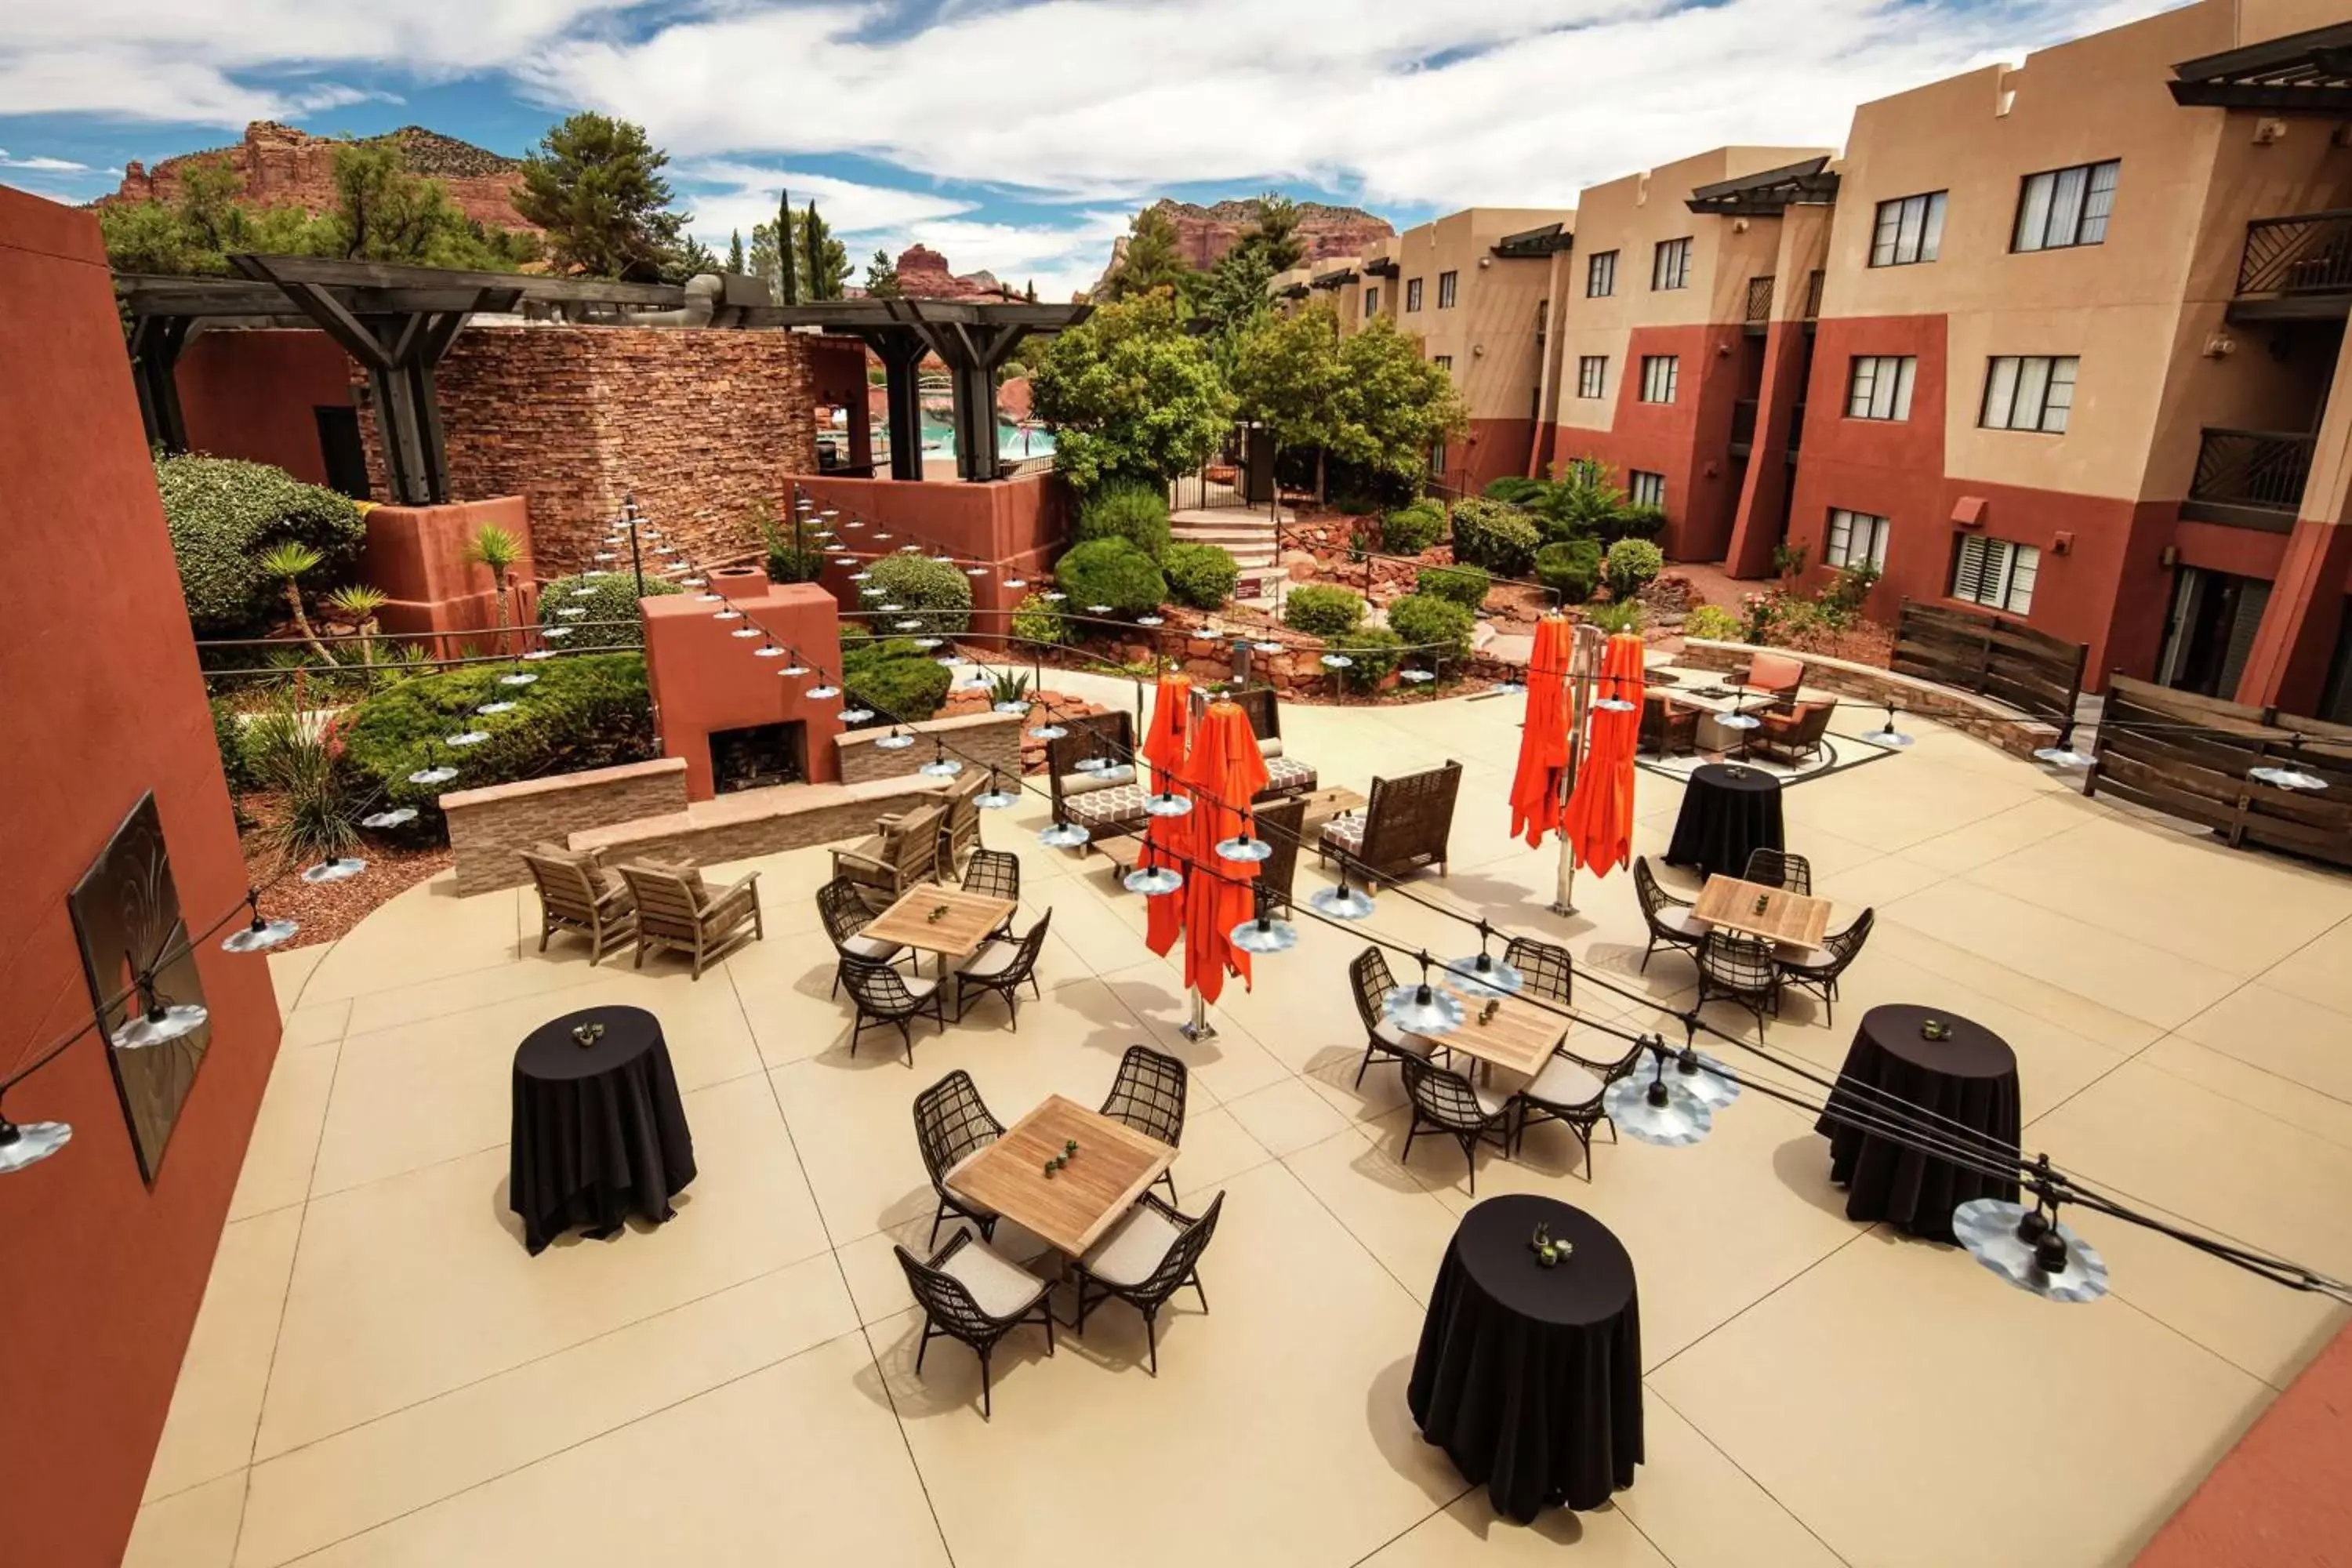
[1697,929,1779,1037]
[520,845,637,966]
[1098,1044,1186,1200]
[1399,1056,1514,1195]
[1635,856,1706,974]
[936,771,989,877]
[1194,685,1319,799]
[1502,935,1572,1006]
[831,803,946,902]
[618,861,762,978]
[1511,1034,1645,1175]
[1756,700,1836,767]
[818,874,912,996]
[913,1069,1003,1249]
[953,909,1053,1029]
[1318,760,1462,887]
[1252,795,1306,920]
[1350,946,1434,1088]
[842,956,947,1065]
[1639,692,1700,759]
[1073,1191,1224,1376]
[1777,907,1875,1026]
[1743,848,1813,895]
[959,847,1021,937]
[895,1229,1054,1419]
[1737,651,1806,713]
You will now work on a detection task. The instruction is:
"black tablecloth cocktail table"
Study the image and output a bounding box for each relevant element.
[1408,1194,1642,1522]
[1664,761,1784,882]
[1817,1004,2020,1243]
[510,1004,696,1254]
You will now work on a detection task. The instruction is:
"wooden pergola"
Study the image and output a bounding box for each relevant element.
[2170,20,2352,111]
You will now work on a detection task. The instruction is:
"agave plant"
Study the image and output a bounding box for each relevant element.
[1584,598,1648,637]
[465,523,526,653]
[986,669,1033,706]
[258,542,336,666]
[323,584,390,669]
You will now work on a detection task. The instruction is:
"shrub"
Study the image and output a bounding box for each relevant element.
[1054,538,1167,619]
[211,697,252,793]
[1534,538,1603,604]
[1385,593,1475,662]
[1604,538,1664,599]
[1585,599,1648,637]
[538,572,683,649]
[158,454,367,636]
[1417,562,1490,610]
[1010,591,1069,648]
[339,652,656,827]
[1163,542,1239,609]
[1073,477,1171,559]
[1327,626,1404,691]
[1682,604,1744,642]
[1450,497,1541,576]
[845,653,952,724]
[868,553,973,635]
[1283,583,1366,637]
[1483,475,1548,506]
[1608,503,1668,544]
[1378,499,1446,555]
[1820,561,1881,622]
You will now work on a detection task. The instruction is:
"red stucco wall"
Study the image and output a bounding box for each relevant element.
[1549,323,1748,562]
[362,495,538,652]
[175,328,352,485]
[793,471,1071,642]
[0,184,283,1566]
[644,579,847,798]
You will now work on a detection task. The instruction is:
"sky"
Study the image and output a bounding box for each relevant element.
[1,0,2177,301]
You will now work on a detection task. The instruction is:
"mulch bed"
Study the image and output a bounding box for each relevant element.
[240,792,455,950]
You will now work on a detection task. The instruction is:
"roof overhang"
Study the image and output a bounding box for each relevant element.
[1310,267,1359,289]
[2171,21,2352,111]
[1363,258,1400,278]
[1686,156,1838,217]
[1490,222,1573,260]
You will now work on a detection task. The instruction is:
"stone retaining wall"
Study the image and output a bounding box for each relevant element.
[837,709,1023,784]
[570,776,951,866]
[1677,638,2057,760]
[442,757,690,895]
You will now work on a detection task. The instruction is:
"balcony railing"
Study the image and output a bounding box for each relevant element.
[2238,212,2352,296]
[1744,275,1774,324]
[2189,428,2314,517]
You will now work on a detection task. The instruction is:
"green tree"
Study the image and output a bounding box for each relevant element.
[727,228,745,274]
[514,113,687,281]
[775,187,796,304]
[799,201,850,299]
[665,234,721,282]
[1098,204,1196,307]
[1329,318,1469,485]
[1197,193,1307,340]
[259,542,336,665]
[464,522,527,651]
[864,247,902,297]
[1029,292,1233,492]
[1025,279,1038,303]
[326,141,523,268]
[1230,301,1346,510]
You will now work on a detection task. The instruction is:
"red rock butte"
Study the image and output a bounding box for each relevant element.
[103,121,535,234]
[891,243,1024,302]
[1149,197,1393,271]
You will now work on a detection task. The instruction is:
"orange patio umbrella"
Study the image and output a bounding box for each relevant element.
[1560,631,1645,877]
[1508,615,1576,848]
[1138,673,1194,957]
[1169,698,1270,1005]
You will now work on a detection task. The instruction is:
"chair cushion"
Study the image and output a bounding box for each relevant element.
[841,932,902,961]
[1654,906,1704,939]
[1524,1054,1606,1108]
[902,974,940,1000]
[1777,943,1834,971]
[1472,1080,1514,1119]
[1258,736,1283,760]
[1320,813,1365,850]
[1080,1200,1185,1289]
[834,834,886,865]
[1374,1020,1433,1058]
[938,1239,1049,1318]
[1749,652,1805,691]
[634,858,705,896]
[1058,771,1118,798]
[1264,756,1316,793]
[1066,782,1151,827]
[959,939,1019,979]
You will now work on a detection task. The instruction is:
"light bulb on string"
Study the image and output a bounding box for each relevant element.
[1321,654,1353,670]
[1145,790,1193,818]
[571,586,597,598]
[966,566,989,577]
[839,706,875,723]
[919,743,964,778]
[0,1108,72,1174]
[477,701,516,715]
[1254,641,1284,655]
[975,772,1019,809]
[993,700,1029,714]
[1384,956,1464,1036]
[1231,913,1298,953]
[360,806,418,829]
[2249,737,2328,790]
[2033,745,2095,768]
[1860,702,1914,749]
[780,657,811,677]
[1086,603,1112,614]
[1028,722,1068,741]
[1592,673,1636,714]
[876,730,915,751]
[1953,1181,2110,1304]
[1043,591,1067,603]
[1124,865,1183,896]
[220,888,299,953]
[1602,1042,1714,1145]
[300,855,367,886]
[1670,1042,1741,1110]
[543,626,574,640]
[1492,680,1526,696]
[1004,578,1028,589]
[1138,615,1165,627]
[446,730,490,747]
[1308,866,1372,919]
[806,684,840,700]
[753,643,785,659]
[1399,669,1435,685]
[1039,819,1091,849]
[1442,924,1521,997]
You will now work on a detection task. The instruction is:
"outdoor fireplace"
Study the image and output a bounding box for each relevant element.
[710,721,807,793]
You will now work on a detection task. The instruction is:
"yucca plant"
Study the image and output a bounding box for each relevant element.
[986,669,1033,706]
[245,688,361,867]
[1584,598,1648,637]
[323,584,390,670]
[465,523,525,653]
[259,541,336,665]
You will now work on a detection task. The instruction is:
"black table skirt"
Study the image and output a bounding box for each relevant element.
[1817,1004,2020,1243]
[1664,762,1784,882]
[510,1004,696,1254]
[1408,1195,1642,1522]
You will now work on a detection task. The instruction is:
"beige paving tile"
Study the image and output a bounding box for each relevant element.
[1652,1231,2270,1568]
[2172,982,2352,1106]
[298,876,522,1004]
[1900,791,2105,874]
[2259,913,2352,1016]
[266,943,328,1017]
[123,1470,247,1568]
[143,1207,303,1503]
[292,1334,949,1567]
[1617,1390,1844,1568]
[226,1041,338,1221]
[1222,1074,1355,1156]
[234,1254,855,1567]
[1358,1492,1671,1565]
[1864,916,2161,1055]
[2138,1034,2352,1153]
[1279,1123,1457,1306]
[279,998,350,1049]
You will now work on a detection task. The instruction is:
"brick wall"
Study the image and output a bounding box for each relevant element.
[572,776,952,866]
[1677,639,2057,760]
[837,710,1025,785]
[441,757,690,895]
[361,325,818,578]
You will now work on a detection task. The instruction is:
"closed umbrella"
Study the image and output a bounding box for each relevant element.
[1140,673,1194,956]
[1179,699,1269,1005]
[1561,632,1644,877]
[1508,615,1574,848]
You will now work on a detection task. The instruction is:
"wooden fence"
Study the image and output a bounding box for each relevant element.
[1892,600,2089,735]
[2088,677,2352,869]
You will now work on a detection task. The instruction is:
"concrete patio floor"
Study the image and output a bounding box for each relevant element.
[127,689,2352,1567]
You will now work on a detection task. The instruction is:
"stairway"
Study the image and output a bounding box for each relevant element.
[1171,507,1282,602]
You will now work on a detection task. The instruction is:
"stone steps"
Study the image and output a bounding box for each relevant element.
[1171,507,1279,572]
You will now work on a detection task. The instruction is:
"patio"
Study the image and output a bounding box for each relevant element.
[126,687,2352,1567]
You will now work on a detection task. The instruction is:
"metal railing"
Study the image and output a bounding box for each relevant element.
[2190,428,2315,513]
[1744,275,1774,324]
[2237,211,2352,296]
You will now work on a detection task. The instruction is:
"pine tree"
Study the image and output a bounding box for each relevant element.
[1025,279,1038,303]
[797,201,851,300]
[513,112,686,281]
[727,228,744,274]
[777,187,797,305]
[864,248,902,297]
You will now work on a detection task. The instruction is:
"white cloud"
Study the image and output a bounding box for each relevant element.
[0,151,91,171]
[671,160,976,244]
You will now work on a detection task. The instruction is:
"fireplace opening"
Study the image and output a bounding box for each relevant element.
[710,721,807,793]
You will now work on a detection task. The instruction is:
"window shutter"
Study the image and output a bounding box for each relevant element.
[1952,535,1991,601]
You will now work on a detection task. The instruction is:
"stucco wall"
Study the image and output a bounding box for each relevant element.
[175,328,354,486]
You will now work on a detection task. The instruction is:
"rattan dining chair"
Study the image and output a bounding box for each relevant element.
[953,909,1053,1029]
[1502,935,1572,1006]
[841,955,947,1065]
[1098,1044,1186,1200]
[1743,847,1813,895]
[1777,907,1875,1027]
[1399,1056,1514,1194]
[1351,946,1435,1088]
[1635,856,1705,974]
[913,1069,1004,1249]
[818,875,909,996]
[958,848,1021,936]
[1512,1034,1646,1178]
[1073,1191,1224,1376]
[895,1229,1054,1419]
[1697,928,1780,1038]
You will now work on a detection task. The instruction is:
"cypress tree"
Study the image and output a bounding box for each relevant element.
[802,199,825,300]
[777,187,797,305]
[727,228,744,274]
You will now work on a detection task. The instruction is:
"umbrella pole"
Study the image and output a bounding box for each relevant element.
[1552,625,1602,916]
[1181,985,1218,1042]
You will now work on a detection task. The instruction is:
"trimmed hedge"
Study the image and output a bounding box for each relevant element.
[1534,538,1602,604]
[537,572,683,649]
[1608,503,1668,545]
[1327,626,1404,690]
[340,652,656,825]
[1054,538,1167,619]
[1385,593,1475,662]
[1283,583,1365,637]
[158,454,367,635]
[1416,562,1490,610]
[840,633,953,724]
[867,553,973,635]
[1073,477,1172,559]
[1163,542,1239,608]
[1378,499,1446,555]
[1450,497,1541,576]
[1605,538,1664,597]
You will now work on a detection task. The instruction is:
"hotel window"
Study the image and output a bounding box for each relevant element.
[1628,470,1666,509]
[1980,355,2078,433]
[1825,508,1891,571]
[1430,441,1447,476]
[1433,354,1454,373]
[1587,249,1617,297]
[1870,191,1946,267]
[1846,355,1917,421]
[2013,160,2119,252]
[1651,237,1692,290]
[1406,277,1425,312]
[1951,534,2039,614]
[1639,354,1679,404]
[1577,356,1607,398]
[1363,285,1379,316]
[1437,270,1458,309]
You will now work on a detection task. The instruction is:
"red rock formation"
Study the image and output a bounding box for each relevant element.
[105,122,533,233]
[1151,198,1393,271]
[892,243,1022,302]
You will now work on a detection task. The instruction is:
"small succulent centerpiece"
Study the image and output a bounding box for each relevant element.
[1921,1017,1953,1041]
[1528,1221,1575,1269]
[570,1020,605,1048]
[1478,999,1501,1027]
